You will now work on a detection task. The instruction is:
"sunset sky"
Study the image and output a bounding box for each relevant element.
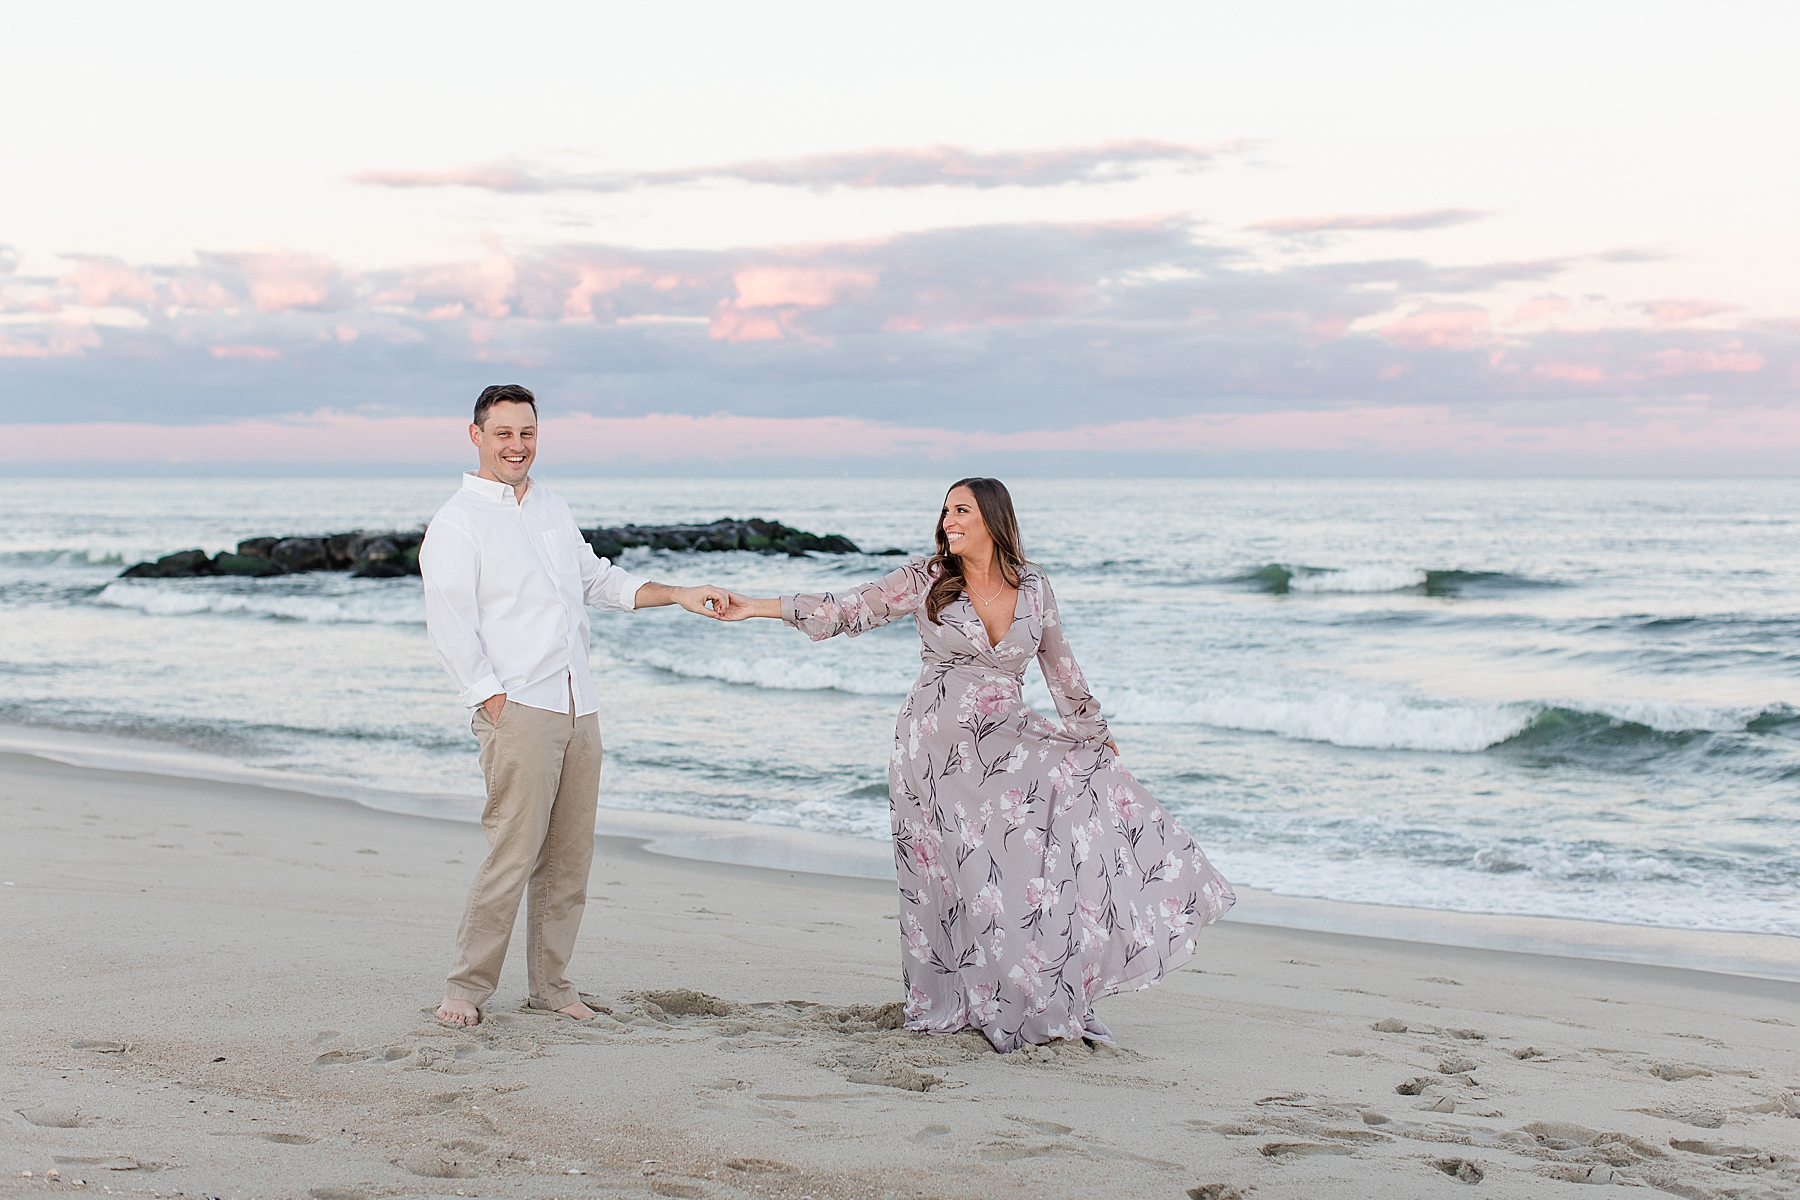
[5,1,1796,474]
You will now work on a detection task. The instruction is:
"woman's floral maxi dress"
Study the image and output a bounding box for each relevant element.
[782,557,1234,1052]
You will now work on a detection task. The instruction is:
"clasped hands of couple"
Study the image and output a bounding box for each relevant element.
[667,585,789,624]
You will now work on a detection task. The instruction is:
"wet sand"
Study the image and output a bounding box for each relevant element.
[2,751,1797,1199]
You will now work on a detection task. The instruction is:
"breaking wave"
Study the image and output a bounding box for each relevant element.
[1232,564,1559,595]
[618,645,911,696]
[1109,683,1798,761]
[92,580,425,625]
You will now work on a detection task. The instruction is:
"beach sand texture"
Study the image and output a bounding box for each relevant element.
[2,752,1797,1199]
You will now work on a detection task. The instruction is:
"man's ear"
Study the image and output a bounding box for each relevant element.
[468,422,482,447]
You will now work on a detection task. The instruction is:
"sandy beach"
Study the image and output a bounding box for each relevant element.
[3,750,1797,1200]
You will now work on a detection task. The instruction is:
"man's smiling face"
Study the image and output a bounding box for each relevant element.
[471,400,537,487]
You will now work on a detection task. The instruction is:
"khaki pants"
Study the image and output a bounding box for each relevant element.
[444,697,603,1011]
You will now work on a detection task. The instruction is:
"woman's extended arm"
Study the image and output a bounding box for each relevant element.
[721,559,931,640]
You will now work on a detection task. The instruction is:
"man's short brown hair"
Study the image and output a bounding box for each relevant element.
[473,383,537,428]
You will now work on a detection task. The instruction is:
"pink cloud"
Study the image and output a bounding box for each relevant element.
[0,316,101,359]
[60,257,156,309]
[1641,298,1743,326]
[709,302,785,343]
[205,250,343,312]
[210,345,282,360]
[349,139,1244,196]
[350,164,548,192]
[1650,346,1764,374]
[1377,306,1492,350]
[1250,209,1486,235]
[168,275,236,310]
[1509,295,1572,324]
[395,241,516,319]
[563,265,648,319]
[732,267,877,309]
[1535,363,1605,382]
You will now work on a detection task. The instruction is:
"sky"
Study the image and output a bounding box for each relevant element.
[4,0,1797,475]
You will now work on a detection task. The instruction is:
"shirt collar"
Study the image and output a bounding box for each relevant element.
[460,471,531,505]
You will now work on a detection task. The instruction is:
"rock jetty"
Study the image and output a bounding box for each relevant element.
[119,518,900,579]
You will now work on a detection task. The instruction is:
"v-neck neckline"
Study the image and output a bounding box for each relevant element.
[965,571,1028,650]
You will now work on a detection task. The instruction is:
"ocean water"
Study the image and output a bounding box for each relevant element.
[2,477,1796,937]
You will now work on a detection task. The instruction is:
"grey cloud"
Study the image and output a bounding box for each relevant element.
[351,140,1243,195]
[1248,209,1488,236]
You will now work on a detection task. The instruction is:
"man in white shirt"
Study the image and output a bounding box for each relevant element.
[421,383,728,1026]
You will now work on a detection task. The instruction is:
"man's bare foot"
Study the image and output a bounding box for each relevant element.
[557,999,597,1020]
[437,998,480,1026]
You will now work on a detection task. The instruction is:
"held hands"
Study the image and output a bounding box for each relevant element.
[658,584,772,621]
[673,585,732,619]
[717,591,779,621]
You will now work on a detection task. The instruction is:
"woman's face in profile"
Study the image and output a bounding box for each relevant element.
[941,486,993,559]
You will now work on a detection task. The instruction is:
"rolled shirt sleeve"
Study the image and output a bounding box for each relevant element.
[575,528,650,612]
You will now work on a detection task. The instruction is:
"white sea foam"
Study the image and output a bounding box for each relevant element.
[1287,565,1429,593]
[1106,684,1535,752]
[621,646,911,695]
[92,581,425,625]
[1587,698,1779,733]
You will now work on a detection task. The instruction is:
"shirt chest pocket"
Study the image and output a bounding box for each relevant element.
[539,528,580,577]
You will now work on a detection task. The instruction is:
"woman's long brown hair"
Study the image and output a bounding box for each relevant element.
[925,477,1027,623]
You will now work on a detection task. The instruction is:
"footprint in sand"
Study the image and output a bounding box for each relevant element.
[1260,1142,1356,1157]
[19,1106,85,1128]
[1670,1138,1768,1156]
[606,988,983,1091]
[259,1132,319,1145]
[307,1190,368,1200]
[1651,1062,1714,1080]
[1187,1186,1246,1200]
[312,1049,380,1067]
[1632,1104,1725,1127]
[1738,1092,1800,1116]
[1007,1115,1074,1136]
[1434,1158,1486,1184]
[400,1144,479,1178]
[724,1157,798,1175]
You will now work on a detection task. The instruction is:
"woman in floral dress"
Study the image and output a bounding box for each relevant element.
[720,477,1233,1052]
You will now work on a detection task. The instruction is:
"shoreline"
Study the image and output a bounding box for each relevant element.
[3,735,1796,986]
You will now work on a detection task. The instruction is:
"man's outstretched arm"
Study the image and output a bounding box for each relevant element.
[633,581,730,617]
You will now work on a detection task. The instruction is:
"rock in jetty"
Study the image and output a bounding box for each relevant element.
[119,518,900,579]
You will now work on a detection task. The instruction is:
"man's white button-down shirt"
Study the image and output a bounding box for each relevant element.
[420,472,648,716]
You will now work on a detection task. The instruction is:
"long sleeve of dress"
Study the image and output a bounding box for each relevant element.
[783,558,931,641]
[1035,574,1109,745]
